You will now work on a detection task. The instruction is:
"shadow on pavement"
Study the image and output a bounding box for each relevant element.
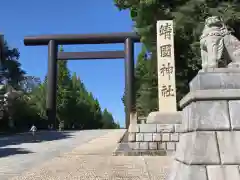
[0,131,73,148]
[0,147,33,158]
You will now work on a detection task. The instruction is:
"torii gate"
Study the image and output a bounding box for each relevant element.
[21,32,140,128]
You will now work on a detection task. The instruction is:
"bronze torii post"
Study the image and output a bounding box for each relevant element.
[24,32,140,128]
[0,34,4,77]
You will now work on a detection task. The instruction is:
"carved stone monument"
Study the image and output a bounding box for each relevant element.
[147,20,182,124]
[168,16,240,180]
[157,20,177,112]
[114,21,182,155]
[142,20,182,154]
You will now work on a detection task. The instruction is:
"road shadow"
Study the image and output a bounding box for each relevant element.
[0,147,33,158]
[0,131,74,148]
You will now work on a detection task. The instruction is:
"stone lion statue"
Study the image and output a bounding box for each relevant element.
[200,16,240,69]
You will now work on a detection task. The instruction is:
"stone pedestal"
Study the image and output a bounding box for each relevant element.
[146,111,182,124]
[114,113,183,155]
[114,112,183,155]
[168,68,240,180]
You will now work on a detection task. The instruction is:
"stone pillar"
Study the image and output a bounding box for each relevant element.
[168,68,240,180]
[146,20,181,124]
[157,20,177,113]
[144,20,182,151]
[47,40,58,129]
[124,38,136,128]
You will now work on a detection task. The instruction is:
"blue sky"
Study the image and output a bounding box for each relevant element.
[1,0,142,128]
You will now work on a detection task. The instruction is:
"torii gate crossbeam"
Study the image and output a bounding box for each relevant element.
[23,32,140,128]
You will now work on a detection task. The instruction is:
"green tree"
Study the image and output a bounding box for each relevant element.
[2,41,26,89]
[29,83,47,120]
[115,0,240,114]
[65,72,90,129]
[122,47,158,117]
[0,40,120,132]
[101,108,119,129]
[56,45,71,129]
[0,39,43,132]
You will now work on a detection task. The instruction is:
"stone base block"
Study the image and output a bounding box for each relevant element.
[168,161,240,180]
[181,100,231,131]
[175,130,240,165]
[146,111,182,124]
[180,97,240,131]
[128,123,184,133]
[190,68,240,91]
[175,131,220,165]
[113,142,175,156]
[128,132,136,142]
[207,165,240,180]
[127,123,181,154]
[216,131,240,164]
[168,161,207,180]
[113,143,168,156]
[139,124,157,132]
[128,124,139,133]
[180,89,240,108]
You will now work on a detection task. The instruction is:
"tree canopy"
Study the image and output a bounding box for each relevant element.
[115,0,240,116]
[0,42,120,132]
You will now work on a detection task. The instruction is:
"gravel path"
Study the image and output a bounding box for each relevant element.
[0,130,112,180]
[8,129,173,180]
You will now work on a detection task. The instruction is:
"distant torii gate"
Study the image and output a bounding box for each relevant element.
[23,32,140,128]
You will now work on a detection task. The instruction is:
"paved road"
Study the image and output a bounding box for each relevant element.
[0,130,112,180]
[9,129,172,180]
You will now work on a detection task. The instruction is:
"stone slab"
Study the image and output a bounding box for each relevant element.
[128,124,139,133]
[149,142,158,150]
[217,131,240,164]
[128,132,136,142]
[168,161,207,180]
[179,89,240,108]
[181,100,230,131]
[143,133,153,142]
[162,133,170,141]
[175,131,220,164]
[114,149,168,156]
[181,104,192,132]
[117,142,140,152]
[170,133,179,142]
[153,133,161,141]
[174,124,185,133]
[190,68,240,91]
[139,142,148,150]
[139,124,157,133]
[228,100,240,130]
[146,111,182,124]
[207,165,240,180]
[157,124,175,132]
[166,142,176,151]
[128,142,139,150]
[158,142,166,150]
[136,133,144,142]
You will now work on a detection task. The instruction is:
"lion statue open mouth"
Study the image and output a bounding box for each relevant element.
[200,16,240,69]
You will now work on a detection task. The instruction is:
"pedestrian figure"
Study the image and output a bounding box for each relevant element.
[30,124,37,141]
